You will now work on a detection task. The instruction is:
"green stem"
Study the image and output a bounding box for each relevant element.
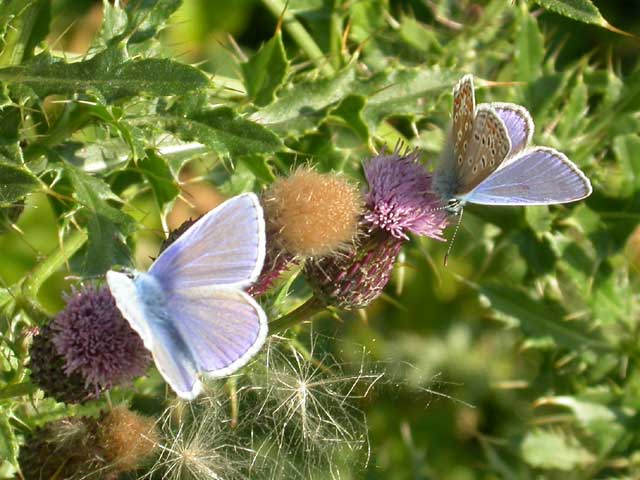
[269,296,327,334]
[0,1,45,67]
[261,0,334,76]
[22,229,88,308]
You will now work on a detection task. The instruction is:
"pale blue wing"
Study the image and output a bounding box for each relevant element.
[149,193,266,291]
[463,147,592,205]
[489,102,534,156]
[107,271,203,399]
[166,285,268,377]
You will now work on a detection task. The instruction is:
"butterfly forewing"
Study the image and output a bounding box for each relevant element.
[455,105,512,195]
[453,74,476,165]
[150,193,266,291]
[464,147,592,205]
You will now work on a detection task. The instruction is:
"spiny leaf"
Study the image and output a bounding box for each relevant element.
[533,0,636,37]
[0,162,39,206]
[0,45,210,101]
[123,0,182,44]
[254,68,357,135]
[161,106,283,158]
[360,68,458,131]
[138,149,179,221]
[242,31,289,107]
[66,165,134,276]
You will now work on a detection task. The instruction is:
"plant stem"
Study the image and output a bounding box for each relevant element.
[269,296,327,334]
[22,229,88,307]
[261,0,334,76]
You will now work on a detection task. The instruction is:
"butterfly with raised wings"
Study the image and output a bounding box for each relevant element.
[107,193,267,400]
[433,74,592,211]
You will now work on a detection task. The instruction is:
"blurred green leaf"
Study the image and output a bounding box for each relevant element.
[478,283,610,351]
[612,134,640,197]
[521,430,593,470]
[66,165,134,275]
[0,0,49,66]
[242,31,289,107]
[0,45,210,101]
[0,163,38,206]
[516,4,544,81]
[0,411,16,474]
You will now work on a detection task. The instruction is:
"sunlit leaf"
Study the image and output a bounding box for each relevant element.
[533,0,635,36]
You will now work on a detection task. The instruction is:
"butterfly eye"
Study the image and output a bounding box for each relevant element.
[490,159,495,166]
[463,141,468,152]
[457,131,462,140]
[474,133,480,141]
[481,156,486,168]
[457,155,463,165]
[491,148,496,156]
[481,136,486,146]
[472,165,478,173]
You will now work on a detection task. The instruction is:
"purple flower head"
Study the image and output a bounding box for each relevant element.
[52,286,151,389]
[364,149,448,240]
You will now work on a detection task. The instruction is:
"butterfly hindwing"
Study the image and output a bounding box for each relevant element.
[490,102,534,156]
[166,285,268,377]
[150,193,266,291]
[464,147,592,205]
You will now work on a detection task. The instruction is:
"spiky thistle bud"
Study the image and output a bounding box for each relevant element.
[305,149,448,309]
[29,322,99,404]
[249,167,362,296]
[51,286,151,390]
[98,406,159,473]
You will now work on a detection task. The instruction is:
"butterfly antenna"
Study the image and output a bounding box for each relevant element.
[444,206,464,266]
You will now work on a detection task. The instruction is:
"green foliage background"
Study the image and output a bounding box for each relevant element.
[0,0,639,478]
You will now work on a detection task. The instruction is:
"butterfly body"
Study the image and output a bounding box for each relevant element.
[107,193,267,400]
[434,75,591,212]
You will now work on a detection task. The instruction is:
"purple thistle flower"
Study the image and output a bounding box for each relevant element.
[52,286,151,389]
[364,149,448,240]
[305,148,448,310]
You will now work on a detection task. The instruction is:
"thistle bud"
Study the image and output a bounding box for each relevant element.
[250,167,362,296]
[51,286,151,390]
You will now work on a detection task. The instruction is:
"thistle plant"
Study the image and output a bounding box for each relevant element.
[0,0,637,478]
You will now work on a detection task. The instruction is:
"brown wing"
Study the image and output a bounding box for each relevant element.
[456,105,512,195]
[452,74,475,166]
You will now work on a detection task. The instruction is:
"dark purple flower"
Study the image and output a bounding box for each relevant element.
[52,286,151,388]
[363,149,447,240]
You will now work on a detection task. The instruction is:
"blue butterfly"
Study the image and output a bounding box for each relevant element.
[107,193,267,400]
[434,74,592,212]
